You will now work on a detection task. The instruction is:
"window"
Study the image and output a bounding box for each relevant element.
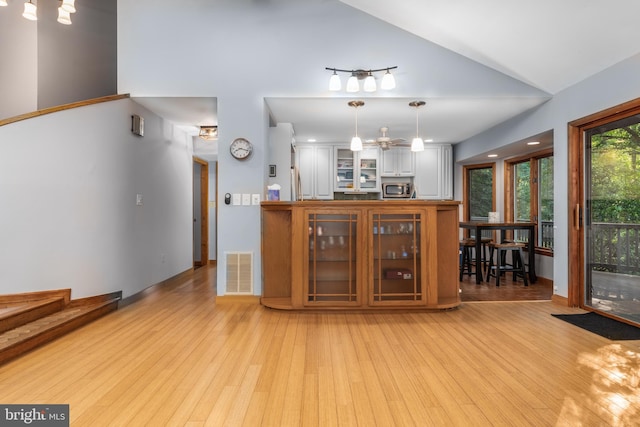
[506,149,554,253]
[463,163,495,238]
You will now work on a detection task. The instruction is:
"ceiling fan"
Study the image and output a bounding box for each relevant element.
[369,127,406,150]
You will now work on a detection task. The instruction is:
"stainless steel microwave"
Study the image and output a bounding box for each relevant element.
[382,182,412,198]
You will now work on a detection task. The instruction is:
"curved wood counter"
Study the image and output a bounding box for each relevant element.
[261,200,461,311]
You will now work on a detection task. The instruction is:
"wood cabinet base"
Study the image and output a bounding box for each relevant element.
[261,200,461,311]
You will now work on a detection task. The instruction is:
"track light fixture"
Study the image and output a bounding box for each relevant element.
[409,101,426,152]
[0,0,78,24]
[199,126,218,141]
[348,100,364,151]
[326,67,397,93]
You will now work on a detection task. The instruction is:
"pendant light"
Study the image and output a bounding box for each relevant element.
[22,1,37,20]
[0,1,8,7]
[409,101,426,152]
[61,0,76,13]
[57,6,72,25]
[348,100,364,151]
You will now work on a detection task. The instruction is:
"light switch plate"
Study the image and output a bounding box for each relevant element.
[251,194,261,205]
[136,194,143,206]
[232,193,241,205]
[242,193,251,206]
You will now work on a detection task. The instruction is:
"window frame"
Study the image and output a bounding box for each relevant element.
[504,148,554,256]
[462,163,496,238]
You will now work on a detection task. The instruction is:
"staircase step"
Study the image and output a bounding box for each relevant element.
[0,297,67,334]
[0,293,121,365]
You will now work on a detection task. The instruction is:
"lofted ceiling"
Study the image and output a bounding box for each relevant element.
[135,0,640,161]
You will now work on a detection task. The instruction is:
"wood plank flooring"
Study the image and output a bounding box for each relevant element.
[0,265,638,426]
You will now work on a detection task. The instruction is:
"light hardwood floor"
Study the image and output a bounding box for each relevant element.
[0,265,639,426]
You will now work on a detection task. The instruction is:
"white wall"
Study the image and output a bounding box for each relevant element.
[454,53,640,298]
[0,98,194,299]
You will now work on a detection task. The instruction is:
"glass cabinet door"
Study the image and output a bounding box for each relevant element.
[306,212,359,305]
[370,213,423,304]
[359,148,379,192]
[335,149,355,191]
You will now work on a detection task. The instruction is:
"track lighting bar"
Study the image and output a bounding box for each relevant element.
[1,0,78,25]
[326,66,397,93]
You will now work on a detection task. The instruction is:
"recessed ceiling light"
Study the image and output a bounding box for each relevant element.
[527,141,540,145]
[488,154,498,158]
[307,138,316,142]
[425,138,434,142]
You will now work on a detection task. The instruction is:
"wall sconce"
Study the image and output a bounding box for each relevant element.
[326,66,397,93]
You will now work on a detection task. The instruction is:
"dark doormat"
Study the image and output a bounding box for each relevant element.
[552,312,640,340]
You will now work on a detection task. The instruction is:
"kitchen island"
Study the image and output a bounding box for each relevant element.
[261,200,461,311]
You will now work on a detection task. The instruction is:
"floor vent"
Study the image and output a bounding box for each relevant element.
[225,252,253,294]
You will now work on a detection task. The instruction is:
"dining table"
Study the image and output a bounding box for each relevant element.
[459,221,537,284]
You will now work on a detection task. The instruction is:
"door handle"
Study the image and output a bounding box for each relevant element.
[575,204,581,231]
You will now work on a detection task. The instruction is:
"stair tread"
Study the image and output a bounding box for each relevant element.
[0,299,118,350]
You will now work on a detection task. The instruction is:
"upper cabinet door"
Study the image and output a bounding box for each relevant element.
[381,148,415,177]
[297,145,334,200]
[413,144,453,199]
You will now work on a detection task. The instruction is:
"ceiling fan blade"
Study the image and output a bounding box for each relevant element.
[390,138,406,144]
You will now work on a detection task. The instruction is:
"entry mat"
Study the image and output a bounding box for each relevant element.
[552,312,640,340]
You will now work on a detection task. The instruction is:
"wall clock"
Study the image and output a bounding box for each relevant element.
[230,137,253,160]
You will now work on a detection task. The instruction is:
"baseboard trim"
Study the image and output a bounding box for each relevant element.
[551,294,569,306]
[119,268,194,308]
[216,295,260,304]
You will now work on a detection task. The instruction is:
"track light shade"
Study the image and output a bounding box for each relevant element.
[0,1,8,7]
[22,1,37,20]
[61,0,76,13]
[346,74,359,93]
[57,7,72,25]
[363,74,376,92]
[329,71,341,91]
[381,69,396,90]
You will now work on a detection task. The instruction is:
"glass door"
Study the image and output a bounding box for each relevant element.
[584,115,640,324]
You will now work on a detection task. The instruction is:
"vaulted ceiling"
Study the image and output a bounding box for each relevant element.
[134,0,640,159]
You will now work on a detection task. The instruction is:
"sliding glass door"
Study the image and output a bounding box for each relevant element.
[584,115,640,324]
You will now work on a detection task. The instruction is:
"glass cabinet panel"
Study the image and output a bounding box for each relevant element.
[335,149,355,191]
[371,213,422,304]
[306,212,359,304]
[335,147,379,193]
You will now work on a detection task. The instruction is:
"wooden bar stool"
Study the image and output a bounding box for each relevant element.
[486,242,528,286]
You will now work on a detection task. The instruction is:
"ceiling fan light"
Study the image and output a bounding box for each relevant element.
[363,74,376,92]
[329,71,341,91]
[199,125,218,140]
[22,1,37,20]
[57,7,72,25]
[411,137,424,152]
[381,70,396,90]
[61,0,75,13]
[346,74,359,93]
[350,136,363,151]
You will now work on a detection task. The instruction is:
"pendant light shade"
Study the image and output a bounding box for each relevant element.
[381,69,396,90]
[346,73,359,93]
[348,100,364,152]
[61,0,76,13]
[329,71,341,91]
[23,1,37,20]
[0,1,8,7]
[57,7,72,25]
[409,101,426,152]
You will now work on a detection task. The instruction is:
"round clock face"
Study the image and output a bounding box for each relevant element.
[230,137,253,160]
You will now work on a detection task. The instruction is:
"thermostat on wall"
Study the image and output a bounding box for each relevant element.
[131,114,144,136]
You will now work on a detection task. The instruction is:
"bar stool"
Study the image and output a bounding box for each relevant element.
[459,239,475,280]
[459,238,492,281]
[486,242,528,286]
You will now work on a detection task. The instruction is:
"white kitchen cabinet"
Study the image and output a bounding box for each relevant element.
[414,144,452,199]
[297,145,333,200]
[335,147,380,193]
[381,147,415,177]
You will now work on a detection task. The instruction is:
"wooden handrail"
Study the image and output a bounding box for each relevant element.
[0,94,130,127]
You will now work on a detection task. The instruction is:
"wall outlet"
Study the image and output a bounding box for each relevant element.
[136,194,143,206]
[251,194,261,205]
